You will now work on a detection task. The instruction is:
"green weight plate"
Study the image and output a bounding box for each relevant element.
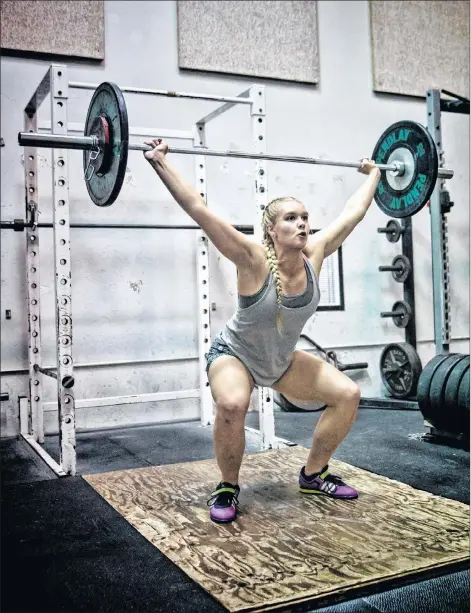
[379,342,422,399]
[428,354,467,431]
[372,120,438,219]
[444,356,470,414]
[417,353,457,422]
[83,82,129,207]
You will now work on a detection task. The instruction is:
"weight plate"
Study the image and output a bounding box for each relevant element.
[372,120,438,219]
[392,254,411,283]
[385,219,402,243]
[447,360,470,435]
[444,356,470,414]
[458,367,470,414]
[428,354,467,431]
[417,354,457,423]
[379,342,422,399]
[392,300,412,328]
[83,82,129,207]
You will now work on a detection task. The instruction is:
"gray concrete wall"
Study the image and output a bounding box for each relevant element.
[1,1,469,437]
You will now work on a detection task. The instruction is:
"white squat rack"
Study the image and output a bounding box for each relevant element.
[19,64,289,478]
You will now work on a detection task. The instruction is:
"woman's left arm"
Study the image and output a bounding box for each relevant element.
[305,159,381,259]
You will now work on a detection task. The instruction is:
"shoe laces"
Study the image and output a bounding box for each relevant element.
[207,482,240,507]
[322,472,346,486]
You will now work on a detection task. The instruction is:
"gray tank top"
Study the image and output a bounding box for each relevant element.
[220,255,320,387]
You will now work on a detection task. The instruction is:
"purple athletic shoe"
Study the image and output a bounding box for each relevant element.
[299,465,358,499]
[207,482,240,523]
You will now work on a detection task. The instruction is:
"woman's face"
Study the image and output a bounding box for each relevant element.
[268,200,310,249]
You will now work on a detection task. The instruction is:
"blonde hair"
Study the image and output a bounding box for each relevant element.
[262,197,301,332]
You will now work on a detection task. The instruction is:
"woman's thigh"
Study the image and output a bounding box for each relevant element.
[208,355,255,408]
[272,350,359,405]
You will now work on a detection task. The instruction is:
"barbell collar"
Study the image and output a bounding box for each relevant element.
[18,131,454,177]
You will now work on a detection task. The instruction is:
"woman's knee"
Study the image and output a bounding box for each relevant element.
[340,381,361,408]
[216,396,249,422]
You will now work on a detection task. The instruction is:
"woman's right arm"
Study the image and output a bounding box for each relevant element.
[144,138,262,268]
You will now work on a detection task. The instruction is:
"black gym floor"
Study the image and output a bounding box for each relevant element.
[1,405,469,613]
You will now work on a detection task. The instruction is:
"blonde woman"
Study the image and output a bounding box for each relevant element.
[144,138,381,523]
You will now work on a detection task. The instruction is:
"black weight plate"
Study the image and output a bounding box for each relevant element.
[392,300,412,328]
[379,342,422,399]
[417,353,456,422]
[449,362,470,434]
[444,356,470,414]
[83,82,129,207]
[428,354,467,431]
[372,121,438,219]
[392,255,411,283]
[458,367,470,413]
[385,219,402,243]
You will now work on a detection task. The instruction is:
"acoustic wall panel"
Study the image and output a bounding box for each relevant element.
[177,1,319,84]
[0,0,104,60]
[370,0,469,98]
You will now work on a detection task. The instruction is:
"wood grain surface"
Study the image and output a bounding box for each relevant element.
[84,446,469,612]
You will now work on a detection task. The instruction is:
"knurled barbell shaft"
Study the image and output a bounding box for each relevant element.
[17,132,455,178]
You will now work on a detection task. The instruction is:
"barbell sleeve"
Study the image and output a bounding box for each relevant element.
[19,132,98,150]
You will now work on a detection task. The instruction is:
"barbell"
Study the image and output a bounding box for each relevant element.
[18,81,454,218]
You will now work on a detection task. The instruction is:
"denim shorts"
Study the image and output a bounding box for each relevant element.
[205,335,236,374]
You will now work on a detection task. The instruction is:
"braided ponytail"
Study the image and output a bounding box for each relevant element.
[262,197,300,332]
